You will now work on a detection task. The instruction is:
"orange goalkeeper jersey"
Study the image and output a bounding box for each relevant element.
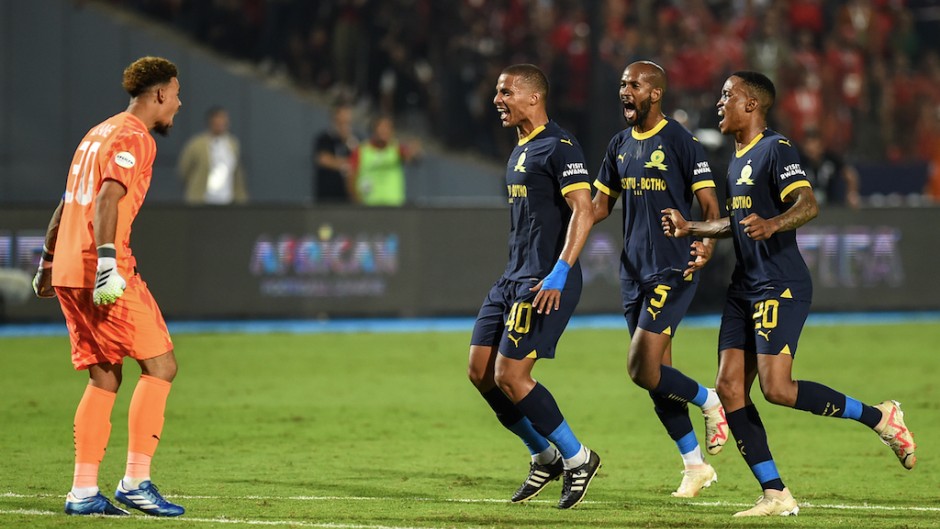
[53,112,156,288]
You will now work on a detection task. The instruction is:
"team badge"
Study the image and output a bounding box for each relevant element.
[736,164,755,186]
[644,148,668,170]
[514,150,527,172]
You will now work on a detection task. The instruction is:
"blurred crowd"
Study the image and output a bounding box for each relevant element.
[108,0,940,198]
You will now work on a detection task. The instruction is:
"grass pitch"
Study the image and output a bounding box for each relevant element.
[1,322,938,528]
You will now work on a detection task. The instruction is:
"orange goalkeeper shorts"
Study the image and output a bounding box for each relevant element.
[56,274,173,370]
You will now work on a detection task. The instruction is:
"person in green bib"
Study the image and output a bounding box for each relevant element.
[349,114,420,206]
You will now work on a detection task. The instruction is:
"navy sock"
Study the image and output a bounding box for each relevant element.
[794,380,882,428]
[726,405,785,491]
[649,391,694,442]
[655,365,708,405]
[515,383,581,459]
[481,387,550,455]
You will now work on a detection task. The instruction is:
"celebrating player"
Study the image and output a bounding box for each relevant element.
[592,61,727,498]
[467,64,601,509]
[662,71,916,517]
[32,56,186,517]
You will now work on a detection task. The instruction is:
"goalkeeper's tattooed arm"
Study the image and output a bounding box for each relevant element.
[32,199,64,298]
[92,180,128,306]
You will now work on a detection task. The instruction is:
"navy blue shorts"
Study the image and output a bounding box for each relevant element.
[621,270,698,337]
[718,294,810,357]
[470,271,582,360]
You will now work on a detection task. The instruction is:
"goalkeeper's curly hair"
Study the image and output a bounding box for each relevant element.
[122,57,178,97]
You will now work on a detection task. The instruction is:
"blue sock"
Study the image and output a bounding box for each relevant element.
[726,405,785,491]
[515,383,582,459]
[794,380,881,428]
[481,387,550,455]
[508,418,551,455]
[656,365,708,405]
[649,391,697,450]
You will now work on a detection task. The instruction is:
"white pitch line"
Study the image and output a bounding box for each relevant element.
[0,508,477,529]
[5,491,940,513]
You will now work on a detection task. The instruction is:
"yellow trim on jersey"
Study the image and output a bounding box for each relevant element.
[526,350,538,359]
[781,288,793,299]
[684,272,693,282]
[780,344,792,356]
[690,180,716,192]
[631,118,668,140]
[561,182,591,196]
[735,132,765,158]
[518,125,546,146]
[662,326,673,336]
[780,180,812,201]
[593,179,620,198]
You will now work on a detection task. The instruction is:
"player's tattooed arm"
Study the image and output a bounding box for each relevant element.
[661,208,732,239]
[739,186,818,240]
[775,185,819,232]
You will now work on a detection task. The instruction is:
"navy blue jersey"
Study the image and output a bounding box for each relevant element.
[503,120,591,281]
[594,118,715,282]
[725,129,813,300]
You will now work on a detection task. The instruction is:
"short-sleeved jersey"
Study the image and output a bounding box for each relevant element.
[594,118,715,282]
[53,112,157,288]
[725,129,813,300]
[503,120,591,281]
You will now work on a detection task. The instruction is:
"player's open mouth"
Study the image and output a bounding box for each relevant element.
[623,101,636,121]
[717,108,725,126]
[497,108,509,121]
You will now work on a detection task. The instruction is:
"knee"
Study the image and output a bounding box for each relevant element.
[761,381,796,407]
[148,364,177,383]
[715,375,743,406]
[626,354,656,390]
[141,353,178,383]
[493,370,525,402]
[467,364,491,390]
[493,370,512,396]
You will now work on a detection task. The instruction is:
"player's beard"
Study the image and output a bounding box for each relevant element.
[153,122,172,136]
[624,96,652,127]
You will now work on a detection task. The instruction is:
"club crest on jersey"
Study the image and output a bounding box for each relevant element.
[514,150,527,172]
[114,151,136,169]
[644,148,668,171]
[735,163,755,186]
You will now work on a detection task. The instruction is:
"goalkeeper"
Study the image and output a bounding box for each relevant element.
[31,56,185,517]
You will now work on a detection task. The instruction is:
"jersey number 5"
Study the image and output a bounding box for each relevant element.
[64,141,101,206]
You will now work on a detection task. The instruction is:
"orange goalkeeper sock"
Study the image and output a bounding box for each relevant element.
[124,375,172,484]
[73,384,117,493]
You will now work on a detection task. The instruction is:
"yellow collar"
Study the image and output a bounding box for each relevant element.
[631,118,668,140]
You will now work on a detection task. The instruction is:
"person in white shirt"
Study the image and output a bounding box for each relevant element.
[178,106,249,205]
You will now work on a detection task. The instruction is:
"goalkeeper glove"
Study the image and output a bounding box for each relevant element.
[540,259,571,291]
[32,246,56,298]
[93,245,126,306]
